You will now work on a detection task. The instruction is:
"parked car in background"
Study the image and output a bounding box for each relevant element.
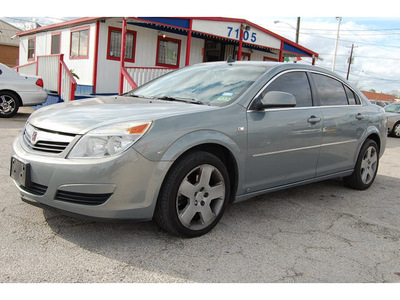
[0,63,47,118]
[370,100,389,107]
[384,103,400,137]
[10,61,387,237]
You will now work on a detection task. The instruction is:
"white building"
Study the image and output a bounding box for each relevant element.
[15,17,319,101]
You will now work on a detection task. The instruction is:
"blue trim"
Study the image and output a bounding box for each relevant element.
[127,21,188,37]
[31,93,62,109]
[75,84,93,95]
[138,17,190,29]
[283,43,311,57]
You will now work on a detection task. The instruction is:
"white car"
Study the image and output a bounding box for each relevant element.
[0,63,48,118]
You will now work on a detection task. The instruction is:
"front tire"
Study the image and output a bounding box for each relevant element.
[154,151,230,238]
[344,139,379,190]
[0,91,20,118]
[391,122,400,138]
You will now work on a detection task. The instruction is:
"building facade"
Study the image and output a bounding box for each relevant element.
[0,20,20,67]
[16,17,319,99]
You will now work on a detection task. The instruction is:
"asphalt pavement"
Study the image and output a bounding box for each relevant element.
[1,108,399,283]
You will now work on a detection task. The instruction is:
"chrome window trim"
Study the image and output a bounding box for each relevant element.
[247,104,362,113]
[248,68,362,112]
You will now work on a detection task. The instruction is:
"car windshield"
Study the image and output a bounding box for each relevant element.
[128,63,270,106]
[384,103,400,113]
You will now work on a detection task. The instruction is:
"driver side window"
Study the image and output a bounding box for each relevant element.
[260,71,313,108]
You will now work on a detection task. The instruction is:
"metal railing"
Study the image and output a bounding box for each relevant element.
[37,55,60,92]
[60,57,77,102]
[122,67,174,93]
[14,54,76,102]
[14,62,37,76]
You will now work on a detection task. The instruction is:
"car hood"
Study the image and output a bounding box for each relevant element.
[28,96,218,134]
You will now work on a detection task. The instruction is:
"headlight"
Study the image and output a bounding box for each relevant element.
[68,121,152,158]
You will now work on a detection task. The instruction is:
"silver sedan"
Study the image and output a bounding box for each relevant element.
[384,103,400,137]
[0,63,47,118]
[10,61,387,237]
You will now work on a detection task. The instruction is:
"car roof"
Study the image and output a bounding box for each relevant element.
[0,63,19,77]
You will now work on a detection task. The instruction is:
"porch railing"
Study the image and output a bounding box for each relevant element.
[14,62,37,76]
[122,67,175,93]
[14,54,76,102]
[37,55,60,92]
[60,58,77,102]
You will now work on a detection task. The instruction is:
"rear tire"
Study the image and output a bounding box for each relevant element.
[344,139,379,190]
[0,91,20,118]
[154,151,230,238]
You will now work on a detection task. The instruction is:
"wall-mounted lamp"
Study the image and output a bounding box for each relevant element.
[158,31,167,38]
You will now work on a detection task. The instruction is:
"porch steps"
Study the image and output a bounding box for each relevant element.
[31,92,62,110]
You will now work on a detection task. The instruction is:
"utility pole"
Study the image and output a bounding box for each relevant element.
[332,17,342,72]
[294,17,300,63]
[346,43,357,80]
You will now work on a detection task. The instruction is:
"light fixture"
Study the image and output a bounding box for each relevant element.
[158,31,166,38]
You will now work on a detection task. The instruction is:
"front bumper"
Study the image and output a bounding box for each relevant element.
[11,134,172,220]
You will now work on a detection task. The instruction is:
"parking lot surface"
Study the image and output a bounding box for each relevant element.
[1,108,399,283]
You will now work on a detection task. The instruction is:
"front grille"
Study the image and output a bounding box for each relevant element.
[55,190,112,206]
[21,182,48,196]
[23,123,76,154]
[25,138,70,153]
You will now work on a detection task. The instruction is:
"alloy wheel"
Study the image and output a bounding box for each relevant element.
[176,164,226,230]
[360,146,378,185]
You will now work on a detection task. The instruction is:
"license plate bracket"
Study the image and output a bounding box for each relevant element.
[10,157,32,188]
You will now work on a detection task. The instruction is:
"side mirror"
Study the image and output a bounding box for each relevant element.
[254,91,297,110]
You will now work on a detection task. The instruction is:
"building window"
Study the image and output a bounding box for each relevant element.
[51,32,61,54]
[70,26,89,59]
[156,36,181,68]
[263,56,278,62]
[27,37,35,61]
[107,27,136,63]
[235,51,251,61]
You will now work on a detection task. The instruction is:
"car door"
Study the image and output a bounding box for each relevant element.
[309,72,368,176]
[246,71,323,193]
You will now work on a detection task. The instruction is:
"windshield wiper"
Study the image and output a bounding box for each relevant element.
[155,96,203,105]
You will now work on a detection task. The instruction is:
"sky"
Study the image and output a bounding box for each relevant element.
[2,0,400,95]
[251,17,400,95]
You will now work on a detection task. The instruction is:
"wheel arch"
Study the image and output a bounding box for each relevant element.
[0,89,22,106]
[162,142,239,205]
[365,132,381,155]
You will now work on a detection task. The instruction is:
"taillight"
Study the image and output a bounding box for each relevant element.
[35,78,44,88]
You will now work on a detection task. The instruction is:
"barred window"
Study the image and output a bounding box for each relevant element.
[156,37,181,68]
[107,27,136,62]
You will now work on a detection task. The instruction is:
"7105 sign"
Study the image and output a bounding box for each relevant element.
[227,27,257,43]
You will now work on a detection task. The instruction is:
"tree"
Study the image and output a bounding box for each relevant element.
[389,90,400,98]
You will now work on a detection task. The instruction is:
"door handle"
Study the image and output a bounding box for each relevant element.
[307,116,321,124]
[356,113,365,120]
